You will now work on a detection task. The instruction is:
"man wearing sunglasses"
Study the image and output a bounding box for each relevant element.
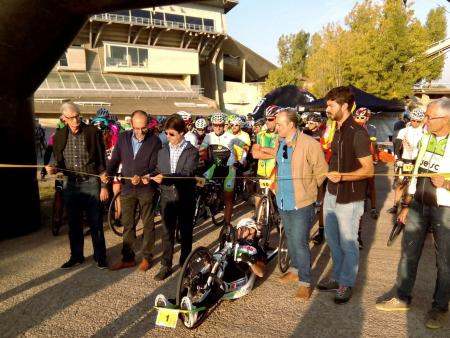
[376,98,450,330]
[46,102,108,269]
[105,110,162,272]
[317,87,374,304]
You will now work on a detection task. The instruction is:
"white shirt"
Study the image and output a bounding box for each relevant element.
[397,125,424,160]
[184,131,198,147]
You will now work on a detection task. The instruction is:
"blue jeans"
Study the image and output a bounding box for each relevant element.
[324,191,364,287]
[63,176,106,262]
[279,204,315,286]
[396,201,450,312]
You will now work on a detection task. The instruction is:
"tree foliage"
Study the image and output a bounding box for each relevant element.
[425,6,447,81]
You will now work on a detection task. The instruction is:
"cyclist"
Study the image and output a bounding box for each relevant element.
[303,113,324,140]
[200,112,247,225]
[354,107,379,222]
[229,115,251,166]
[177,111,197,146]
[251,105,279,216]
[194,118,208,147]
[387,108,425,214]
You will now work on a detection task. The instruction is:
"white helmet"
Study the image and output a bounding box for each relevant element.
[229,115,243,127]
[410,108,425,121]
[211,112,226,124]
[195,118,207,129]
[236,217,260,239]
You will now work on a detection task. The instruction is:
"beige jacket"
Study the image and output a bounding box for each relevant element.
[274,131,328,209]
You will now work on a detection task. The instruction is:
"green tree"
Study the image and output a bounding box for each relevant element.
[263,31,310,93]
[425,6,447,81]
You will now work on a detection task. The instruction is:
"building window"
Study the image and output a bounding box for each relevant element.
[165,14,185,28]
[111,10,130,17]
[152,11,164,25]
[130,9,150,19]
[59,52,68,67]
[203,19,214,31]
[105,43,148,68]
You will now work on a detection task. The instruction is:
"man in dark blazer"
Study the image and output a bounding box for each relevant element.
[144,114,199,280]
[105,110,162,272]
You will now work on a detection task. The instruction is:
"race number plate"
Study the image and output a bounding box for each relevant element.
[402,163,414,172]
[259,179,271,189]
[155,307,179,328]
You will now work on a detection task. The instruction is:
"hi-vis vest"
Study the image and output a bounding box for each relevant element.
[408,132,450,207]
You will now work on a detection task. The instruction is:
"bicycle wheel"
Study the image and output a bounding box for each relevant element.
[108,193,124,236]
[176,247,212,328]
[255,196,271,246]
[387,221,405,247]
[278,226,291,273]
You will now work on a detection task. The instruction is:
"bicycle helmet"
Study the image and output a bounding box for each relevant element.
[410,108,425,121]
[307,113,322,123]
[109,114,118,123]
[96,107,110,118]
[265,105,281,117]
[229,115,243,127]
[254,118,265,127]
[236,217,260,241]
[195,118,207,129]
[210,112,226,124]
[300,112,310,121]
[177,111,192,124]
[354,107,371,118]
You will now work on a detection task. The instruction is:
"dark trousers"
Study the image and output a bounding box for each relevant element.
[396,201,450,312]
[63,176,106,262]
[160,191,195,268]
[120,188,156,262]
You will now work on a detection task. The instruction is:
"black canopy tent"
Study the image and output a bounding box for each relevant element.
[298,85,405,113]
[251,85,316,120]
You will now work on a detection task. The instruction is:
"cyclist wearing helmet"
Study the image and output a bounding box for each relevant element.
[200,112,247,225]
[303,113,324,140]
[252,105,279,214]
[177,111,197,146]
[388,108,426,214]
[229,115,251,165]
[194,118,208,146]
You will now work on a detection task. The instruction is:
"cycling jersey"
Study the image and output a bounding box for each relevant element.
[231,130,250,163]
[185,131,198,147]
[201,132,245,166]
[396,125,424,160]
[256,130,277,177]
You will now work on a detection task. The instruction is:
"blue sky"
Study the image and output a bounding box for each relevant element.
[227,0,450,82]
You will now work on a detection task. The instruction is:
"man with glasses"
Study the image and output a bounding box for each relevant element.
[104,110,162,272]
[317,87,374,304]
[376,98,450,330]
[200,112,246,226]
[229,115,251,166]
[388,108,425,214]
[46,102,108,269]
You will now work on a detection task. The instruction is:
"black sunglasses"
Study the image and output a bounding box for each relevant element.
[283,144,288,160]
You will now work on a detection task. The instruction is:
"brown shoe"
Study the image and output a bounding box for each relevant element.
[109,260,136,271]
[139,258,151,272]
[279,271,298,284]
[295,286,312,301]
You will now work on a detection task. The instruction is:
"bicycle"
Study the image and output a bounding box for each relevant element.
[387,160,414,247]
[51,173,65,236]
[108,190,142,236]
[254,178,290,273]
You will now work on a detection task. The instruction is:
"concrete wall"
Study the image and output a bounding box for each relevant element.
[223,81,264,115]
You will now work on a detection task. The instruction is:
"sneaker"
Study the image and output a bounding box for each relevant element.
[61,257,84,269]
[311,232,324,245]
[370,208,379,220]
[139,258,151,272]
[154,294,168,308]
[279,271,298,284]
[295,286,312,301]
[425,309,447,329]
[180,296,197,328]
[97,259,108,270]
[387,206,398,214]
[334,286,352,304]
[154,266,172,281]
[317,279,339,292]
[375,297,410,311]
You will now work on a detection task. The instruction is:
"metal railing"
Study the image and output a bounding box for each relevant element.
[91,13,216,33]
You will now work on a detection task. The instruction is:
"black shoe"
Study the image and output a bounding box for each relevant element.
[97,259,108,270]
[154,266,172,281]
[61,257,84,269]
[334,286,352,304]
[387,206,398,214]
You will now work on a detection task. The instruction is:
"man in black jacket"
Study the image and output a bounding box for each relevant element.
[143,114,199,280]
[105,110,162,272]
[316,87,374,304]
[46,102,108,269]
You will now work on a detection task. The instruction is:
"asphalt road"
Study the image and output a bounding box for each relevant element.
[0,164,449,338]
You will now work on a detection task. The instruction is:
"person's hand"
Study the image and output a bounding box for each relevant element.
[100,187,109,202]
[252,143,261,152]
[397,207,409,224]
[141,174,151,185]
[151,174,163,184]
[45,165,56,175]
[326,171,342,183]
[431,175,446,188]
[99,172,109,184]
[131,175,141,185]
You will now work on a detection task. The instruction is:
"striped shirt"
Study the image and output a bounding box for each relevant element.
[169,140,187,173]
